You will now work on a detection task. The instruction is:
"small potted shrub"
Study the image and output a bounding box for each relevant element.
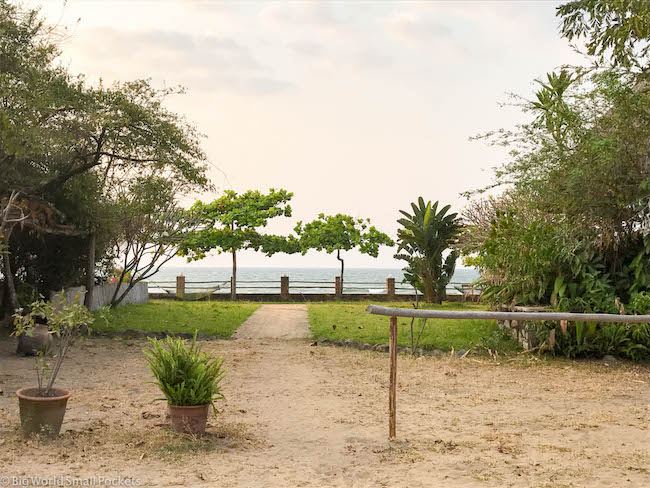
[144,334,226,437]
[12,293,94,438]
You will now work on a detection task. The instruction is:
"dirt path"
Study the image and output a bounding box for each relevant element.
[1,329,649,487]
[232,304,311,340]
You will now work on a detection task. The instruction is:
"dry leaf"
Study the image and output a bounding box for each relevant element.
[549,329,556,349]
[560,320,568,336]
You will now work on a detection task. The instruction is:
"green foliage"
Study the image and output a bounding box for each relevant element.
[295,213,393,257]
[0,2,210,310]
[558,0,650,70]
[180,189,298,260]
[12,293,95,396]
[535,320,650,362]
[144,334,226,409]
[294,214,393,291]
[395,198,461,304]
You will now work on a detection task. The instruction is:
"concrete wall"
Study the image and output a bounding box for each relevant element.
[52,282,149,311]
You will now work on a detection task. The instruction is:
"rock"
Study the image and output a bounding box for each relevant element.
[196,333,209,341]
[456,349,468,359]
[123,329,142,338]
[602,355,618,363]
[16,324,53,356]
[375,344,390,353]
[361,343,372,351]
[319,337,330,344]
[343,338,356,348]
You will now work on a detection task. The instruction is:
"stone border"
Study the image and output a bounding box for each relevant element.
[89,329,227,341]
[316,337,447,357]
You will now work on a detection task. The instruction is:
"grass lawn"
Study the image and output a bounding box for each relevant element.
[94,300,259,338]
[308,301,520,352]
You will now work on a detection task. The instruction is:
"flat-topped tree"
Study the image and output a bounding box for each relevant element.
[179,189,299,299]
[295,214,394,295]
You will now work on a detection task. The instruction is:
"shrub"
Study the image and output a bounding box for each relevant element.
[144,334,226,410]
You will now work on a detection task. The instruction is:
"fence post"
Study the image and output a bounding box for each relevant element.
[386,275,396,299]
[389,315,397,439]
[281,274,290,300]
[176,273,185,299]
[334,276,342,298]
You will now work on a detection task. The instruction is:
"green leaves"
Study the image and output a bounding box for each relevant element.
[294,213,394,257]
[180,189,297,260]
[144,334,226,408]
[395,199,461,303]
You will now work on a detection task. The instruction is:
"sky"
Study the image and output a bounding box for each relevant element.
[36,0,583,269]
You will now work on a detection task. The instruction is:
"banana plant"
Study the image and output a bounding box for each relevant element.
[395,198,461,304]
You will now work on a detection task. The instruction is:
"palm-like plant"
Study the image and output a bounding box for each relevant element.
[395,198,461,304]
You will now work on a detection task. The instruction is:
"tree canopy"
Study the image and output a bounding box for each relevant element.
[0,1,210,311]
[179,189,299,299]
[294,213,393,292]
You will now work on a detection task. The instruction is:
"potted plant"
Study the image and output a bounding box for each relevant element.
[144,334,226,437]
[12,293,94,438]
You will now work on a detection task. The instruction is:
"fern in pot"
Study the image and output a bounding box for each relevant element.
[12,293,94,438]
[144,334,226,437]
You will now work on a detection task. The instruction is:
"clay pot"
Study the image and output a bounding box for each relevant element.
[16,387,72,438]
[168,404,209,437]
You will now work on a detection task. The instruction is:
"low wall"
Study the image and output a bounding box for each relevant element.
[496,305,551,349]
[52,283,149,311]
[149,292,480,303]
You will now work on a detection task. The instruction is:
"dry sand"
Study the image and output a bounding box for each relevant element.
[0,330,649,487]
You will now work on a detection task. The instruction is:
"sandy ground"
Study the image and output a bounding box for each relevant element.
[0,323,649,487]
[233,304,311,340]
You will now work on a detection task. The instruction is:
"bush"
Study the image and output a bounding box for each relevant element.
[144,334,226,409]
[535,320,650,362]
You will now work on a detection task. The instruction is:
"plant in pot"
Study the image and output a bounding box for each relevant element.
[144,334,226,437]
[12,293,94,438]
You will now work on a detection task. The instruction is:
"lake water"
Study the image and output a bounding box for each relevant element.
[149,266,479,295]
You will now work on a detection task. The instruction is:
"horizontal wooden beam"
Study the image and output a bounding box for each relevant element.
[365,304,650,324]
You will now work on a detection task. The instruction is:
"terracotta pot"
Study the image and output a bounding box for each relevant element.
[16,387,72,438]
[168,404,209,437]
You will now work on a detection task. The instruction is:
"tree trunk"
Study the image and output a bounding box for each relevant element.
[84,232,96,309]
[3,243,19,312]
[231,248,237,300]
[337,249,344,295]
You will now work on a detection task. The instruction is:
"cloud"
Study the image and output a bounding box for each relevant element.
[384,11,452,49]
[65,28,293,95]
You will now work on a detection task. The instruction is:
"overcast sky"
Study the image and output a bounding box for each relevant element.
[37,0,582,269]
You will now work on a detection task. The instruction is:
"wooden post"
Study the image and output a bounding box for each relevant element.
[280,274,290,300]
[176,273,185,299]
[386,275,396,299]
[389,315,397,439]
[335,276,342,298]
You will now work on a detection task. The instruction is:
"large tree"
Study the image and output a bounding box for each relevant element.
[0,2,210,312]
[179,189,298,300]
[294,214,393,295]
[395,199,461,304]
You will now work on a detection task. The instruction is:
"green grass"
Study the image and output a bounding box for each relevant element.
[308,301,520,352]
[94,300,259,338]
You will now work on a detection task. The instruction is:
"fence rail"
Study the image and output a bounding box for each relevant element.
[365,304,650,440]
[148,274,479,300]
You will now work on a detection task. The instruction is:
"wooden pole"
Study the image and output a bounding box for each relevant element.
[389,315,397,439]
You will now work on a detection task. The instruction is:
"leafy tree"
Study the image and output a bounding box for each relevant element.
[294,214,394,294]
[179,189,298,299]
[395,199,461,304]
[558,0,650,70]
[0,2,210,312]
[108,177,200,306]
